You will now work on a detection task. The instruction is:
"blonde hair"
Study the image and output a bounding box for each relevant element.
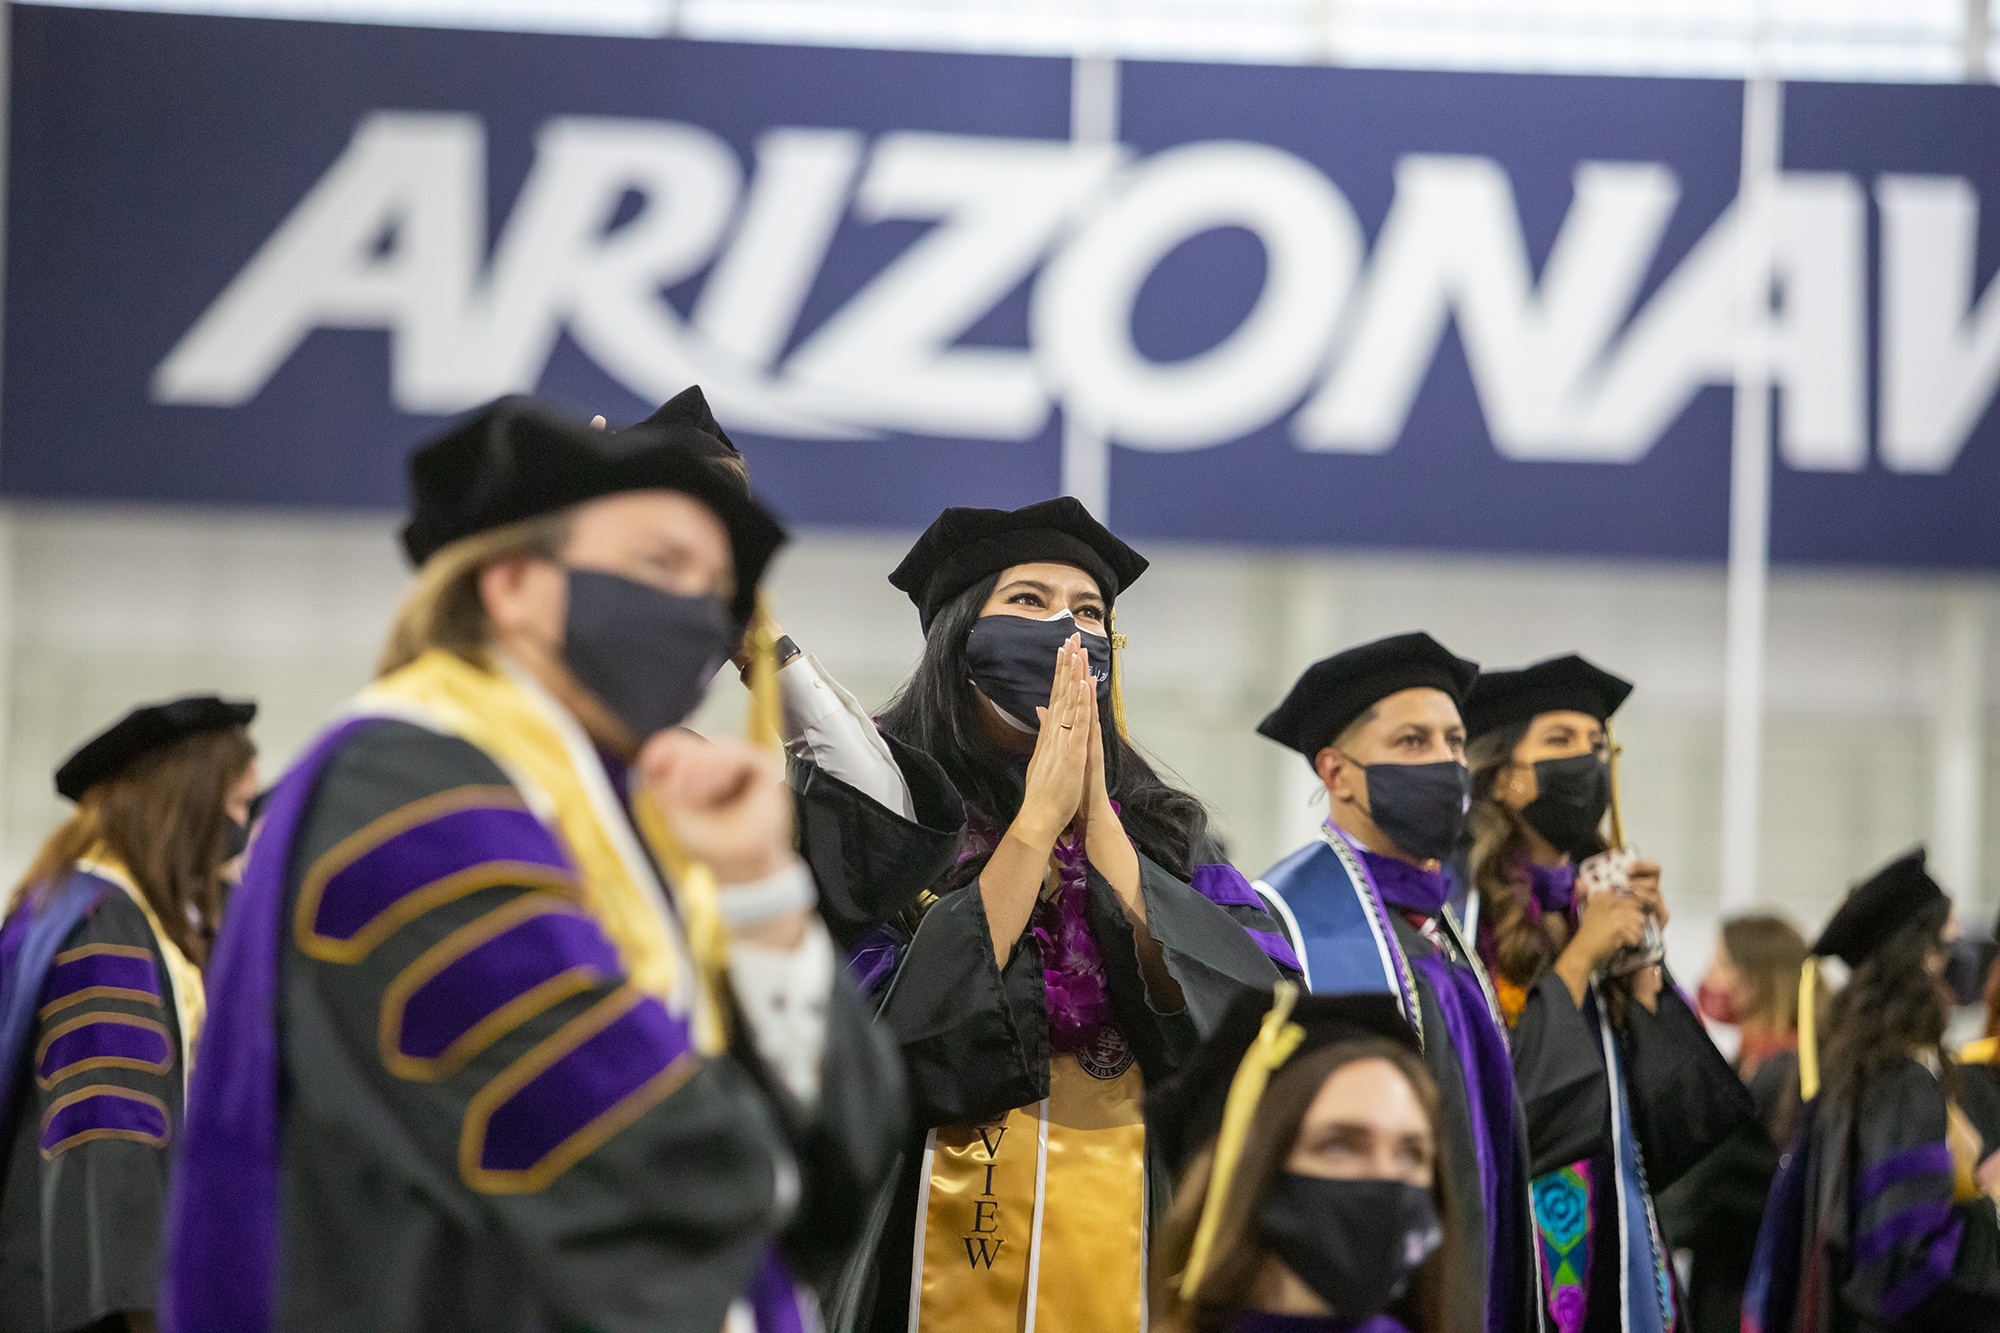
[378,513,572,677]
[1722,914,1812,1035]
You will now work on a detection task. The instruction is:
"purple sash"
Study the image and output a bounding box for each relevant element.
[163,717,371,1331]
[0,870,120,1129]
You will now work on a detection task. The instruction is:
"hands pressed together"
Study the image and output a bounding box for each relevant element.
[979,634,1155,978]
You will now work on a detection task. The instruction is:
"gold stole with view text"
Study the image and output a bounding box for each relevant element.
[914,1043,1148,1333]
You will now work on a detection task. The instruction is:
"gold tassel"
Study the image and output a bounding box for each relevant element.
[629,593,786,1054]
[631,797,733,1055]
[1109,610,1131,741]
[746,594,782,754]
[1604,720,1627,850]
[1798,957,1820,1102]
[1179,981,1306,1302]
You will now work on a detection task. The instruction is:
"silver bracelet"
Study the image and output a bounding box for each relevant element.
[717,858,818,928]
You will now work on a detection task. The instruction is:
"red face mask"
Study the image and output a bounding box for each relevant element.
[1696,977,1741,1026]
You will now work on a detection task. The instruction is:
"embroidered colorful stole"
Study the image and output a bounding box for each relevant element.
[1530,989,1677,1333]
[1533,1161,1595,1333]
[914,1044,1148,1332]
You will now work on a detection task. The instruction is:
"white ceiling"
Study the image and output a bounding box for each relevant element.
[15,0,1993,81]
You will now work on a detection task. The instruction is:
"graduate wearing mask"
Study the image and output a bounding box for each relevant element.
[1252,632,1542,1333]
[606,387,969,955]
[848,498,1290,1333]
[0,696,258,1333]
[1148,985,1458,1333]
[1744,850,2000,1333]
[164,397,905,1332]
[1460,657,1752,1333]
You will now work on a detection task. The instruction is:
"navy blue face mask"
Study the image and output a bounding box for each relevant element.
[561,568,738,743]
[965,611,1112,731]
[1347,757,1471,864]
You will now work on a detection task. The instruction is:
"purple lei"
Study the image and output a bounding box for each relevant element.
[964,807,1115,1053]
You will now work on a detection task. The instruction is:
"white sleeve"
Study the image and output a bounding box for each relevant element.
[727,917,836,1111]
[777,653,917,820]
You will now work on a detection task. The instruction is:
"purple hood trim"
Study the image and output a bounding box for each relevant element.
[164,717,373,1332]
[1358,846,1452,916]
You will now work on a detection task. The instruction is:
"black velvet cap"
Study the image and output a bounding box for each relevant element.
[1147,988,1418,1176]
[399,394,784,624]
[1813,848,1947,967]
[630,385,742,462]
[1461,654,1634,741]
[56,695,256,802]
[888,497,1148,632]
[1257,632,1481,759]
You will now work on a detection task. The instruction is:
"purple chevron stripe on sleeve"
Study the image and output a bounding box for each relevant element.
[36,1013,174,1087]
[1855,1142,1953,1207]
[1877,1211,1965,1322]
[40,1084,170,1156]
[40,945,161,1014]
[387,904,618,1078]
[302,800,573,957]
[465,992,694,1192]
[1854,1198,1954,1266]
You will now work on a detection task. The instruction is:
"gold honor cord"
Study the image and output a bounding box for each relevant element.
[1179,981,1307,1302]
[1605,721,1627,851]
[745,595,782,754]
[1798,957,1821,1102]
[1109,609,1131,741]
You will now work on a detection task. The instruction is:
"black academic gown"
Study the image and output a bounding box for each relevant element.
[1656,1051,1797,1333]
[791,733,966,953]
[1387,912,1545,1333]
[850,837,1285,1333]
[0,892,185,1333]
[1766,1056,2000,1333]
[1509,967,1754,1333]
[272,720,905,1332]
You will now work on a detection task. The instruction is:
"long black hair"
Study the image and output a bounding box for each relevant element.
[877,573,1214,879]
[1821,896,1954,1105]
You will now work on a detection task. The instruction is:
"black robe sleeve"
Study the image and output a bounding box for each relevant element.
[791,733,965,951]
[770,979,908,1288]
[873,877,1052,1128]
[0,893,183,1332]
[1621,970,1756,1191]
[1838,1058,2000,1330]
[1510,970,1613,1177]
[1084,854,1285,1083]
[1511,966,1753,1189]
[275,719,904,1333]
[1958,1062,2000,1157]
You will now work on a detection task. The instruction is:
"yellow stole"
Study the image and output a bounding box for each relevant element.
[914,1035,1149,1332]
[75,853,206,1086]
[357,649,729,1055]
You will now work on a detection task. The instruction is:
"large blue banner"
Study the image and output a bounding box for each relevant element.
[7,5,1999,566]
